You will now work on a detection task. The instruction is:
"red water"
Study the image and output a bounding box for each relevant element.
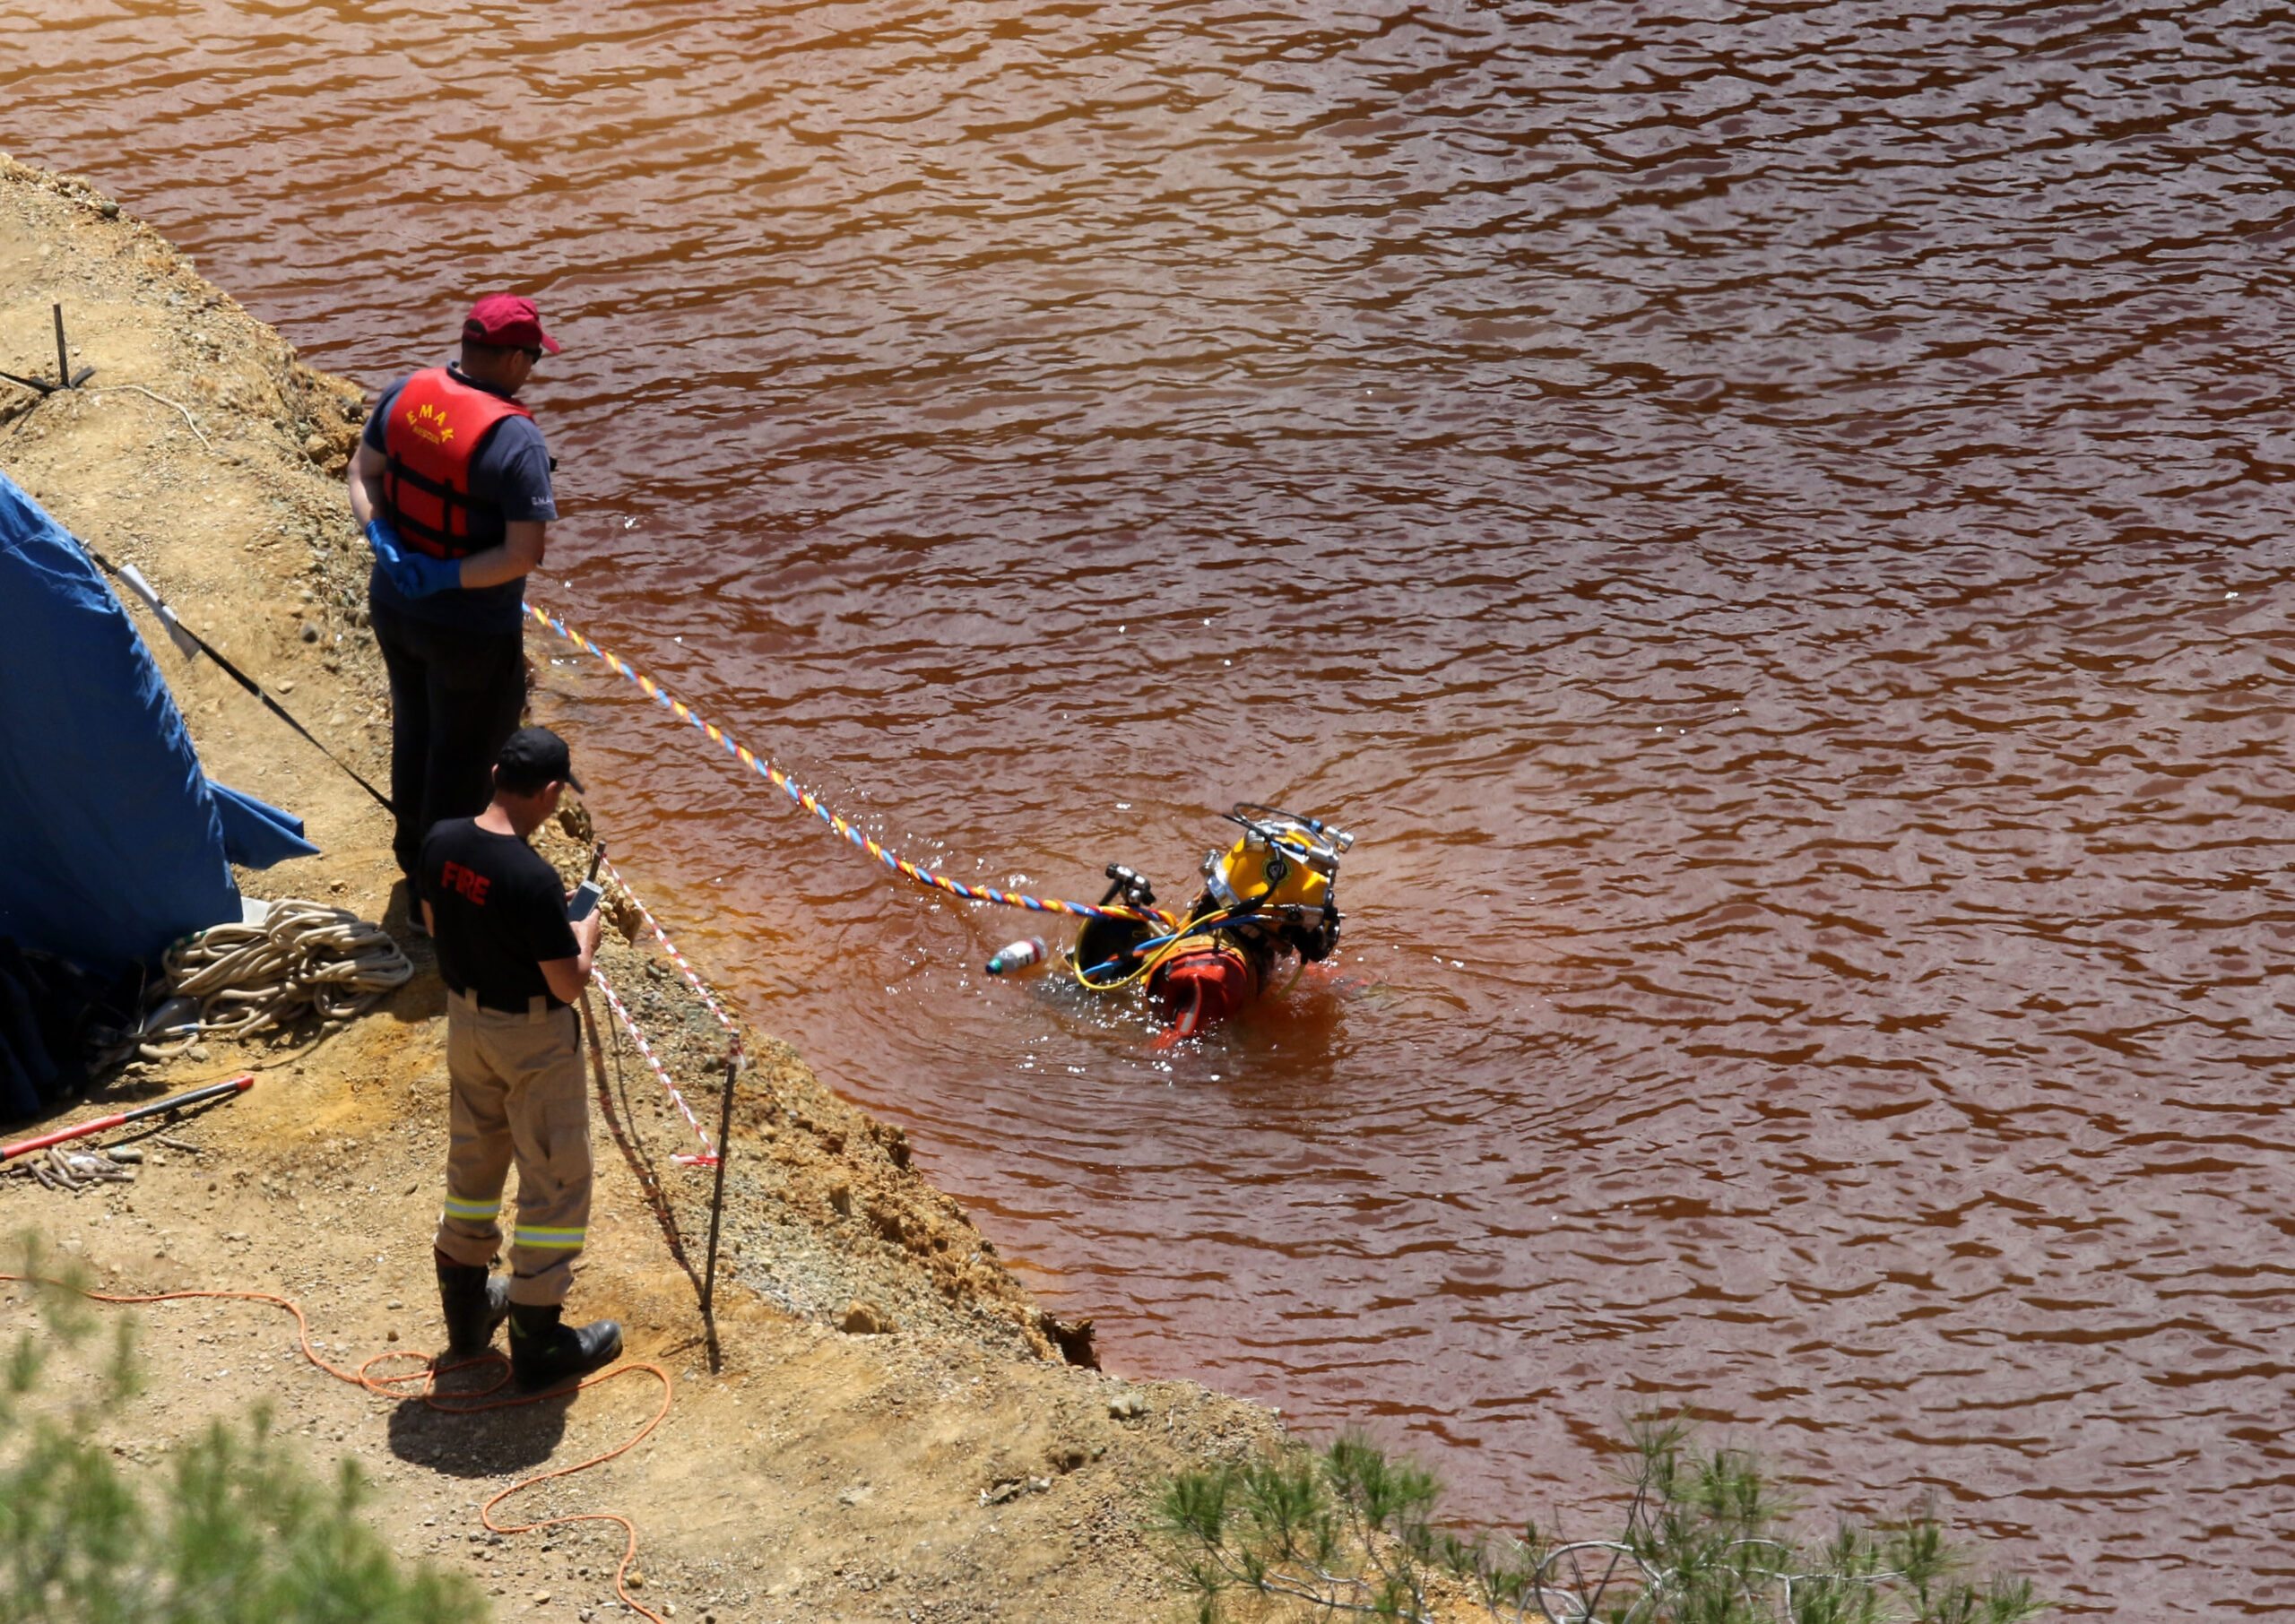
[12,1,2295,1610]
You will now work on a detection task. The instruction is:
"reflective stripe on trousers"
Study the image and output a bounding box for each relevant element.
[433,998,593,1307]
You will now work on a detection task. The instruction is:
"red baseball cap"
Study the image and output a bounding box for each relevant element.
[462,293,560,355]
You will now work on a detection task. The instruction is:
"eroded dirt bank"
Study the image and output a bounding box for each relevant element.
[0,155,1278,1623]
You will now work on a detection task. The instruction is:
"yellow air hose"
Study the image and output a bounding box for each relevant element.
[1070,905,1250,993]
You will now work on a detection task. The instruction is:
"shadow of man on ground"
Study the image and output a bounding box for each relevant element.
[385,1357,574,1478]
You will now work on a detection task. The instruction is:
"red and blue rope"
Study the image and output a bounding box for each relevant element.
[526,603,1173,928]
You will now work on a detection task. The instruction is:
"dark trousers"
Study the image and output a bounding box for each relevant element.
[373,600,525,881]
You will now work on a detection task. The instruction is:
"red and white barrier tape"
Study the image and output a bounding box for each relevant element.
[599,855,741,1039]
[592,968,718,1167]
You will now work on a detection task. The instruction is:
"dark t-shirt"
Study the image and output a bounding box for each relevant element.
[420,819,580,1010]
[365,364,558,635]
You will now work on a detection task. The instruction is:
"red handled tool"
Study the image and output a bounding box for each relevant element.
[1,1075,253,1162]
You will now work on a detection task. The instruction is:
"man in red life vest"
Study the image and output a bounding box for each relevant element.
[347,294,562,900]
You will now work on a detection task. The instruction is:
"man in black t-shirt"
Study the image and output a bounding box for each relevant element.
[420,726,620,1390]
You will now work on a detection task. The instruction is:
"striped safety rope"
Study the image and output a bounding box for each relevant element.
[527,602,1175,928]
[592,968,717,1168]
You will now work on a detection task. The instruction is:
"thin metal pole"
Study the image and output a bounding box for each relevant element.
[698,1046,740,1372]
[52,304,69,390]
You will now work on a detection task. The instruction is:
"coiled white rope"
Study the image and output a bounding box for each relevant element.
[144,900,411,1055]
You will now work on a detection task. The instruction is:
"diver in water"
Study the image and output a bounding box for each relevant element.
[1015,806,1352,1041]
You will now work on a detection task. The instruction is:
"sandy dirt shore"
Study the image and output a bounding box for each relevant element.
[0,154,1280,1624]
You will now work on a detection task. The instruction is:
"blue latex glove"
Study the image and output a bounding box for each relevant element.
[364,518,462,599]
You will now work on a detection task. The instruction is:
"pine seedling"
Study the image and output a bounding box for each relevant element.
[0,1233,486,1624]
[1149,1418,2048,1624]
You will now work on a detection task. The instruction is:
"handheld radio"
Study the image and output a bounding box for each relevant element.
[567,842,606,922]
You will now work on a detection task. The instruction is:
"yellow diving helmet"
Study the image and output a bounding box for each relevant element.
[1200,804,1352,962]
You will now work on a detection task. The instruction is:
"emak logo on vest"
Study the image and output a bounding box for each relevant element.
[405,401,456,446]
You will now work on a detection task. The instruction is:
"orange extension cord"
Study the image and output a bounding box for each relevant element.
[1,1274,673,1624]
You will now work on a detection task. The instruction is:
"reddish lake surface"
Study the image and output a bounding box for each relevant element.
[9,1,2295,1611]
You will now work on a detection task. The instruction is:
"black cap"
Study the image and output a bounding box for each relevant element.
[494,726,583,794]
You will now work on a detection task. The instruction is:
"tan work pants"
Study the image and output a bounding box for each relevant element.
[433,993,593,1306]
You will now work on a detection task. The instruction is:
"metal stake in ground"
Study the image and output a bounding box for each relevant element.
[2,304,91,396]
[699,1047,741,1372]
[50,303,91,390]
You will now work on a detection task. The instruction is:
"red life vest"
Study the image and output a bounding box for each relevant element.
[381,367,533,559]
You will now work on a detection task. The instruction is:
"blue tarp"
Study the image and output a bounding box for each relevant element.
[211,781,322,870]
[0,469,316,973]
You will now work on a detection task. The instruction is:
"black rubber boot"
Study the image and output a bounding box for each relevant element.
[507,1300,623,1392]
[435,1249,511,1357]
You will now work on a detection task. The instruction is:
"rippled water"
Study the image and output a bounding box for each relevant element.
[11,0,2295,1610]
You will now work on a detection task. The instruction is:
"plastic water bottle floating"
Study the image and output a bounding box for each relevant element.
[985,937,1049,977]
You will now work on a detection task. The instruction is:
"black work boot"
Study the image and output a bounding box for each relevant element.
[435,1249,511,1358]
[507,1300,623,1391]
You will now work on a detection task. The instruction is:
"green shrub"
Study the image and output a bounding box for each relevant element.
[1153,1416,2043,1624]
[0,1239,486,1624]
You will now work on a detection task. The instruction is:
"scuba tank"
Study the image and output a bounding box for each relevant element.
[1070,806,1354,1039]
